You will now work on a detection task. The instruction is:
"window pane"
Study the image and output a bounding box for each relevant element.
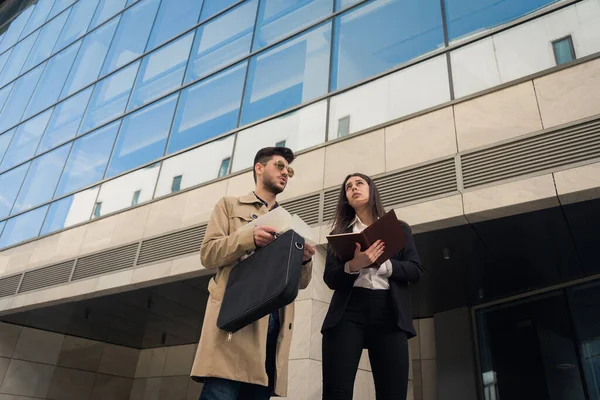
[0,5,35,54]
[55,0,99,51]
[12,143,71,214]
[170,175,181,192]
[0,205,48,248]
[21,0,55,39]
[48,0,76,20]
[107,94,177,178]
[554,37,575,65]
[55,121,119,197]
[0,83,14,116]
[200,0,240,22]
[23,8,69,71]
[331,0,444,90]
[444,0,557,42]
[146,0,203,51]
[233,100,326,172]
[0,109,52,172]
[218,157,230,177]
[24,40,81,119]
[0,129,15,162]
[0,30,40,87]
[155,135,234,197]
[38,87,93,153]
[169,62,246,154]
[100,0,161,76]
[335,0,361,11]
[185,0,257,83]
[79,60,139,134]
[60,16,119,98]
[0,163,29,219]
[253,0,333,50]
[128,32,194,111]
[40,186,98,235]
[0,65,43,133]
[0,221,4,238]
[95,163,160,217]
[241,23,331,126]
[89,0,127,30]
[0,51,11,78]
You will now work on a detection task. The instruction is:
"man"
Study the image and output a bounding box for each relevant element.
[191,147,316,399]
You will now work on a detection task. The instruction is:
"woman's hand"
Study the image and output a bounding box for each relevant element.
[347,241,385,272]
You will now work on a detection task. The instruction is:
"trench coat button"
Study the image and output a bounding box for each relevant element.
[251,214,258,219]
[289,323,292,330]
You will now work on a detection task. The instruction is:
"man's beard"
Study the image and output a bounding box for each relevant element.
[263,176,284,195]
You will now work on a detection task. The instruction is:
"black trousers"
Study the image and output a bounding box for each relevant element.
[322,288,409,400]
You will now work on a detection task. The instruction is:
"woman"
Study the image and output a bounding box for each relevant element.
[321,173,423,400]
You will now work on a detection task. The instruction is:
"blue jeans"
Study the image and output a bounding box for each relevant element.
[199,311,280,400]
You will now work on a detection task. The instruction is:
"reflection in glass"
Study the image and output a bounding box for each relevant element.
[335,0,361,10]
[146,0,203,51]
[331,0,444,90]
[21,0,55,39]
[156,135,234,197]
[100,0,161,76]
[12,143,71,214]
[0,51,11,80]
[128,32,194,111]
[241,23,331,125]
[0,30,40,87]
[89,0,127,29]
[200,0,240,22]
[0,5,35,53]
[0,220,4,237]
[0,205,48,248]
[38,87,93,153]
[0,163,29,219]
[253,0,333,50]
[185,0,257,83]
[0,129,15,163]
[107,94,177,178]
[41,186,99,235]
[55,121,120,197]
[95,163,160,217]
[60,16,119,98]
[24,41,81,119]
[169,62,246,154]
[79,60,139,134]
[54,0,99,52]
[0,83,14,115]
[48,0,77,20]
[0,64,44,134]
[0,110,52,172]
[233,101,326,171]
[23,9,70,72]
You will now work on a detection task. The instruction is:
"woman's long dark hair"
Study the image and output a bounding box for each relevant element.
[330,173,386,234]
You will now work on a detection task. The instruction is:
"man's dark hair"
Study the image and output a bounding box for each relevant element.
[253,147,295,183]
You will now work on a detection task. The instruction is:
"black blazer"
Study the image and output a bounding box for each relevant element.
[321,221,423,338]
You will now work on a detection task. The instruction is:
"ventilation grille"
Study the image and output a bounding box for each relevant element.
[322,189,339,223]
[18,261,74,293]
[137,225,206,266]
[462,118,600,189]
[281,194,320,225]
[0,275,21,298]
[73,243,138,281]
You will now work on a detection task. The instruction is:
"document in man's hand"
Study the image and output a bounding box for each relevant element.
[326,210,407,265]
[239,206,317,245]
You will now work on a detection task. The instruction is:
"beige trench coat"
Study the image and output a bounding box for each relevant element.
[191,193,312,396]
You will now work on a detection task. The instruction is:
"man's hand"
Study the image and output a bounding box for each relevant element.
[347,240,385,272]
[302,244,316,263]
[253,225,277,248]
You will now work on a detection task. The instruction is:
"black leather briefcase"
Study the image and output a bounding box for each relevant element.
[217,229,305,333]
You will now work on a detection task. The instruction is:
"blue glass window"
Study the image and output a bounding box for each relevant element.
[0,205,48,248]
[444,0,556,42]
[0,5,35,54]
[146,0,203,51]
[55,121,119,197]
[335,0,361,10]
[60,16,119,98]
[21,0,55,39]
[0,110,51,172]
[0,51,11,78]
[12,143,71,214]
[79,61,139,134]
[0,221,4,238]
[253,0,333,50]
[54,0,99,51]
[186,0,257,83]
[89,0,127,29]
[106,94,178,177]
[41,187,98,235]
[169,62,246,154]
[331,0,444,90]
[126,0,139,6]
[553,36,576,65]
[0,163,29,219]
[0,129,15,162]
[200,0,240,22]
[24,41,81,119]
[38,87,93,153]
[100,0,160,76]
[241,23,331,125]
[23,9,70,72]
[0,82,14,115]
[128,32,194,111]
[0,65,43,134]
[48,0,76,20]
[0,30,40,87]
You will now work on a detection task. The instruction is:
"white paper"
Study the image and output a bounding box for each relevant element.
[239,206,318,245]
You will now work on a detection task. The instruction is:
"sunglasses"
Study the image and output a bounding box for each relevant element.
[262,159,295,178]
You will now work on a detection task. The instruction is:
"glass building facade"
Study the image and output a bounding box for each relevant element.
[0,0,595,250]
